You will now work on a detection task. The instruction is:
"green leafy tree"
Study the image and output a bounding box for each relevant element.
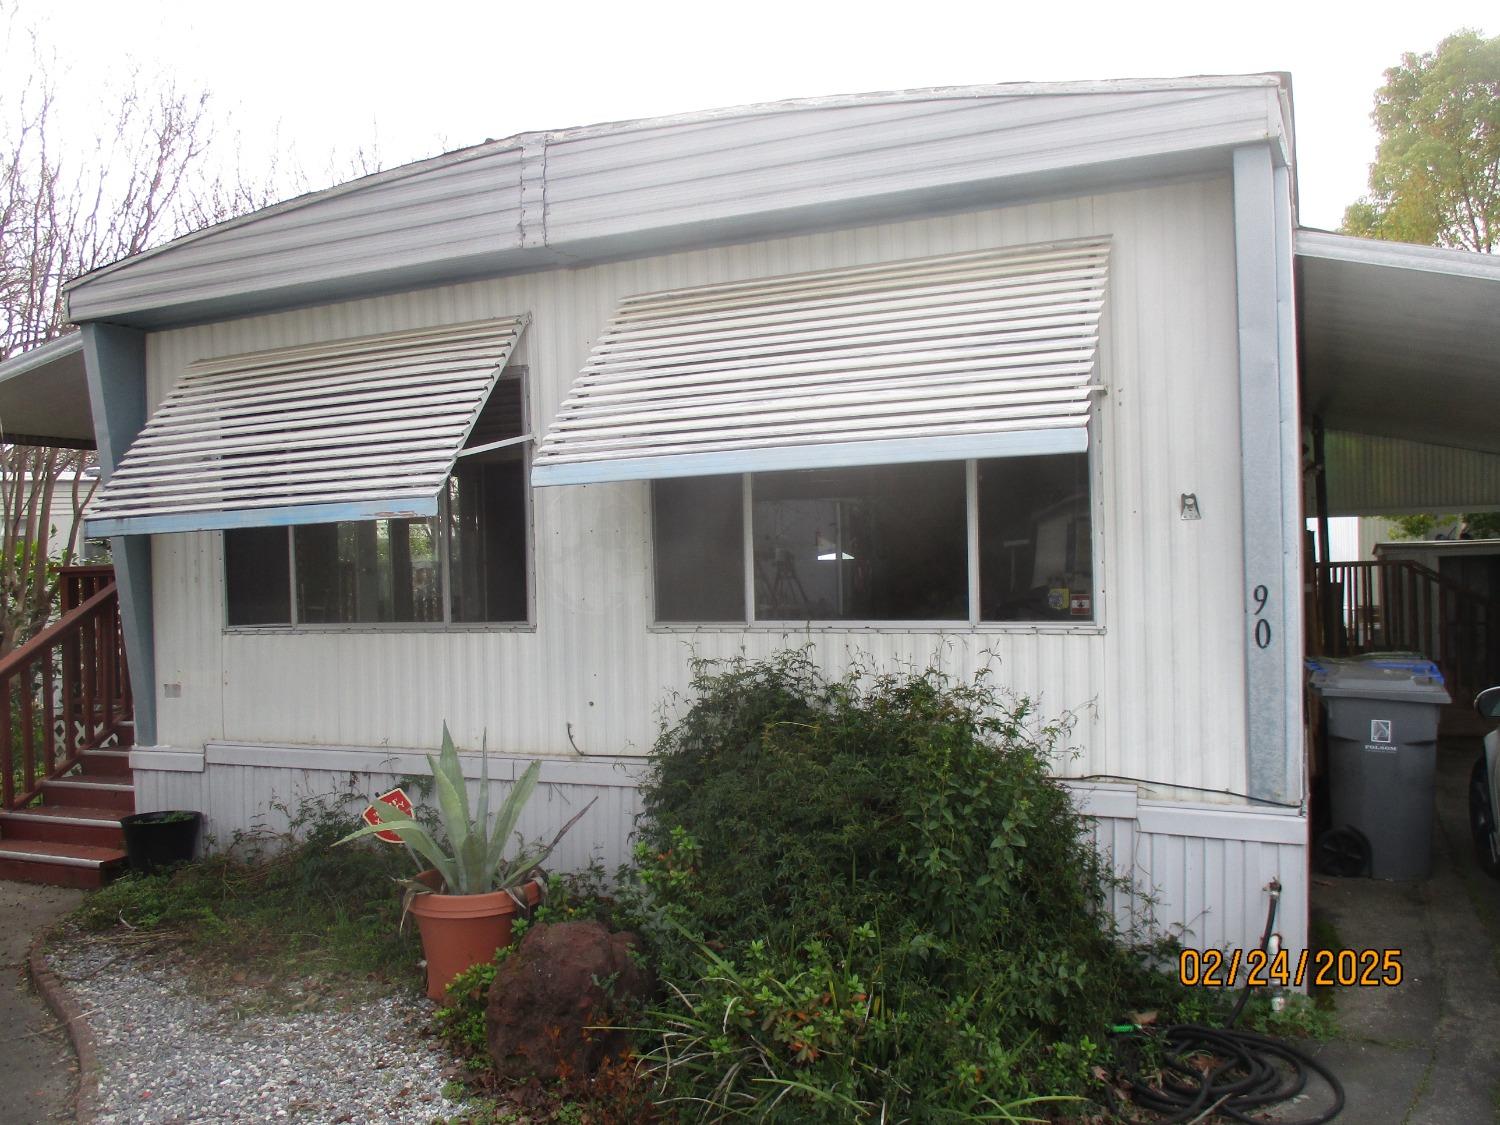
[1385,512,1500,540]
[1348,33,1499,540]
[1343,30,1499,252]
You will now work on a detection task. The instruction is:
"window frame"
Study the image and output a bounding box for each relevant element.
[221,368,537,635]
[647,447,1105,634]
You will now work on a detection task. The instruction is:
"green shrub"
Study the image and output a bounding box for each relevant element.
[628,651,1183,1121]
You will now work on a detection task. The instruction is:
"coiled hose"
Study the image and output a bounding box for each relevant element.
[1109,881,1346,1123]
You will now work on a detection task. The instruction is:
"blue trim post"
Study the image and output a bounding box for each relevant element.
[81,323,157,747]
[1232,145,1303,806]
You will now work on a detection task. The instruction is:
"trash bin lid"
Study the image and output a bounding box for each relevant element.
[1306,653,1451,704]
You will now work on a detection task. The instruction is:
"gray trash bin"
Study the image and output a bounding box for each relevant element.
[1309,655,1451,879]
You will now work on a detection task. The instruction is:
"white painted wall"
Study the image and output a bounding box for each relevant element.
[142,174,1250,804]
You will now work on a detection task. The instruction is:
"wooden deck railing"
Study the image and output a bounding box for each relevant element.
[2,574,130,810]
[1313,559,1498,702]
[60,565,118,614]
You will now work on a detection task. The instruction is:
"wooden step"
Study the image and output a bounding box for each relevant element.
[41,775,135,812]
[81,749,133,777]
[0,805,126,849]
[0,840,125,889]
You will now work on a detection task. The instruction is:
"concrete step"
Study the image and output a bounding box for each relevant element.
[0,839,125,889]
[0,805,126,849]
[40,776,134,812]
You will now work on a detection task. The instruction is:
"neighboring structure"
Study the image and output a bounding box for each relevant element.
[27,77,1500,956]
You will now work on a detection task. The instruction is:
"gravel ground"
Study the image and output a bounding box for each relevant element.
[45,939,465,1124]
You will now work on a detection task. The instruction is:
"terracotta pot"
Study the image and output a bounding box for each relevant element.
[408,873,543,1001]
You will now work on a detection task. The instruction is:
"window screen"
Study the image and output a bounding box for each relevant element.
[652,476,744,622]
[224,526,291,625]
[752,463,967,621]
[448,456,529,624]
[978,454,1094,621]
[648,455,1095,626]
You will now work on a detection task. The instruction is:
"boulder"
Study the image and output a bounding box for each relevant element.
[485,920,653,1080]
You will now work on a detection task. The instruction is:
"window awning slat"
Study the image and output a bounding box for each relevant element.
[585,313,1101,369]
[86,317,528,537]
[152,366,500,419]
[563,372,1093,420]
[532,240,1108,486]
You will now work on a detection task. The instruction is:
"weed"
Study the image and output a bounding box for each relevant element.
[1237,992,1339,1040]
[72,780,421,987]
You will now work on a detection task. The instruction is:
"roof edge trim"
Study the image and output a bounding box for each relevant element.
[0,332,82,384]
[1296,229,1500,281]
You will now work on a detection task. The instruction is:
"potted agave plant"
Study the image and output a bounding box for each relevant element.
[337,725,595,999]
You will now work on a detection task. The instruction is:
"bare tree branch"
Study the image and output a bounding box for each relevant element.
[0,19,390,653]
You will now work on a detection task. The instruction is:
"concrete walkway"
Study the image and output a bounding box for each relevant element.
[0,883,82,1124]
[1298,739,1500,1124]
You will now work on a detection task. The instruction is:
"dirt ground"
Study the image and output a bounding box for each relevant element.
[0,883,82,1124]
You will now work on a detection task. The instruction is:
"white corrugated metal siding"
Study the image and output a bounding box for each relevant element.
[532,240,1106,484]
[1318,429,1500,516]
[89,318,526,536]
[143,176,1246,801]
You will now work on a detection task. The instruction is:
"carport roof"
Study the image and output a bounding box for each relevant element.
[1297,230,1500,457]
[0,333,93,449]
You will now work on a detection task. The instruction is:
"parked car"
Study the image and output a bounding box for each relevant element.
[1471,685,1500,878]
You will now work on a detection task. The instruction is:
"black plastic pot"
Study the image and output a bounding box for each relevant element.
[120,810,203,874]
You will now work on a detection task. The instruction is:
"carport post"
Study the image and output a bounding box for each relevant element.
[80,322,156,748]
[1312,416,1335,653]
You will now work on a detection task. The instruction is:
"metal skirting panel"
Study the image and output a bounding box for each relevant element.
[133,755,1305,959]
[132,755,647,873]
[146,174,1250,798]
[1075,791,1307,958]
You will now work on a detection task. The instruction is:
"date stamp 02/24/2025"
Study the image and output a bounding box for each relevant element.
[1178,947,1403,989]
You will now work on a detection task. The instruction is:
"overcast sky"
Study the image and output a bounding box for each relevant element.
[9,0,1495,233]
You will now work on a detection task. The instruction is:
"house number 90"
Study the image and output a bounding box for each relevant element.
[1252,584,1272,649]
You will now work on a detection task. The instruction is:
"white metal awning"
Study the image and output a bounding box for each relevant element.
[86,317,528,537]
[531,239,1109,486]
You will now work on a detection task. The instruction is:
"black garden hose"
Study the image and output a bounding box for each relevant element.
[1109,881,1346,1123]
